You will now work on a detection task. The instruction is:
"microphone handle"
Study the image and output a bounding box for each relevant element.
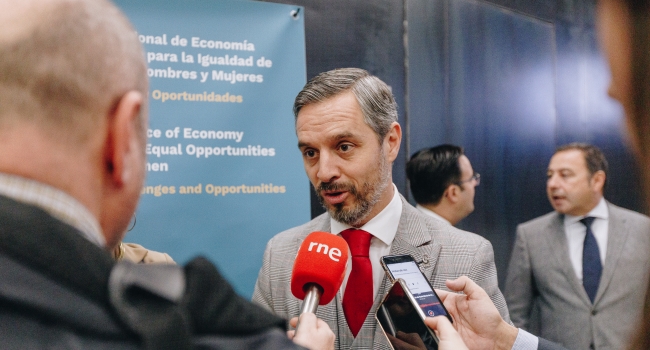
[295,283,323,335]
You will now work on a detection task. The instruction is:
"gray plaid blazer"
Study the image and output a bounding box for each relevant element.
[253,195,510,349]
[505,202,650,350]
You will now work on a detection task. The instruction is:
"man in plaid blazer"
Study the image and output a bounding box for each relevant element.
[252,68,510,349]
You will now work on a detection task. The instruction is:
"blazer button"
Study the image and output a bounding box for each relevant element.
[589,344,595,350]
[591,310,597,316]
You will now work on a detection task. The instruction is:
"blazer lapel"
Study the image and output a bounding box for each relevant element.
[593,203,630,305]
[371,197,442,349]
[547,213,593,307]
[389,198,442,282]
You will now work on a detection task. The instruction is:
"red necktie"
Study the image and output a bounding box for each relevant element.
[341,229,373,337]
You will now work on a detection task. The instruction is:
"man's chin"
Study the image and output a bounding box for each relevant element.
[328,207,373,227]
[552,205,569,215]
[324,203,346,217]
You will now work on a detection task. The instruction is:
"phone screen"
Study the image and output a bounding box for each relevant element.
[377,279,438,350]
[382,256,450,320]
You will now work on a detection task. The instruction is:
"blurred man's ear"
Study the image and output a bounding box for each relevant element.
[445,185,460,204]
[104,91,143,187]
[590,170,606,193]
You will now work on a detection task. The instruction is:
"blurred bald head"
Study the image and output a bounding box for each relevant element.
[0,0,148,143]
[0,0,149,248]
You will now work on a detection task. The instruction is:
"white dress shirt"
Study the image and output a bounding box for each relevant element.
[331,183,402,298]
[512,328,539,350]
[416,204,452,226]
[563,197,609,281]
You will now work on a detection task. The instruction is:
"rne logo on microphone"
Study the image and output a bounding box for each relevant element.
[307,241,342,262]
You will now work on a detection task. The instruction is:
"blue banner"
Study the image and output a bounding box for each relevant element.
[115,0,309,297]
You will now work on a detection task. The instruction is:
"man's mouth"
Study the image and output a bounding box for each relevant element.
[321,190,348,205]
[318,182,356,206]
[551,195,566,203]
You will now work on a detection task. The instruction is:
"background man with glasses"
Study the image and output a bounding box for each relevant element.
[505,142,650,350]
[406,144,480,226]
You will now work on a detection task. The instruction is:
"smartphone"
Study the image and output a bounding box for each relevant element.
[380,254,451,322]
[376,278,439,350]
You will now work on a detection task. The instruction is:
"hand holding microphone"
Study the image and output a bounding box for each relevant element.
[290,231,349,335]
[288,313,335,350]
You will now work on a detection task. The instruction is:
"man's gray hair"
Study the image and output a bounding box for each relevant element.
[293,68,398,141]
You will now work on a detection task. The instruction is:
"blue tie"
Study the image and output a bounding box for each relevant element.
[581,217,601,303]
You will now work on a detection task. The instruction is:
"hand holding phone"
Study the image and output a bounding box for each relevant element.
[376,279,438,350]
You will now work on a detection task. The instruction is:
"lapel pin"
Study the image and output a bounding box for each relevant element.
[421,254,430,266]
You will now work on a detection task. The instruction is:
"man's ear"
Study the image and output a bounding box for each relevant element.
[444,185,460,204]
[104,91,143,187]
[590,170,606,193]
[384,122,402,162]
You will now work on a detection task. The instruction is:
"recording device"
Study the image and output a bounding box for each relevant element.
[380,254,451,322]
[376,279,439,350]
[290,231,349,333]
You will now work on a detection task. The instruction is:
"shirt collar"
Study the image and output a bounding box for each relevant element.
[331,183,402,245]
[415,204,452,225]
[0,172,105,247]
[564,197,609,225]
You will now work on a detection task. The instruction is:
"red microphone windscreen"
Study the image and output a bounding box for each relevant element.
[291,231,349,305]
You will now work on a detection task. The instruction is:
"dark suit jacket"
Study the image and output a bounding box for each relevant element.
[0,194,301,349]
[253,195,509,349]
[505,202,650,350]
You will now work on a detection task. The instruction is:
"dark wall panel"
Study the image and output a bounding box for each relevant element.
[406,0,447,159]
[448,0,557,286]
[407,0,643,288]
[553,4,643,211]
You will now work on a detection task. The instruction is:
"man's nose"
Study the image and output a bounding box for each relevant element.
[316,151,340,183]
[547,174,559,188]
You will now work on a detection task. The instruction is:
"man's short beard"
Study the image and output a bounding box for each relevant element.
[315,151,391,227]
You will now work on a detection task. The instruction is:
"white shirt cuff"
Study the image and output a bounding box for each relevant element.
[511,328,539,350]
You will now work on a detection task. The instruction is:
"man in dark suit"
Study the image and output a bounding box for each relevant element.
[252,68,509,349]
[0,0,332,348]
[505,143,650,350]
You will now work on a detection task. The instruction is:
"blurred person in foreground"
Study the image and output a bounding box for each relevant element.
[426,0,650,349]
[0,0,332,349]
[597,0,650,347]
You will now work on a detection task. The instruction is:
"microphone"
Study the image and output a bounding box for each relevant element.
[291,231,349,333]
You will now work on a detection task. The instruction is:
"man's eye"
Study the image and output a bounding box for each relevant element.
[304,150,316,158]
[340,144,351,152]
